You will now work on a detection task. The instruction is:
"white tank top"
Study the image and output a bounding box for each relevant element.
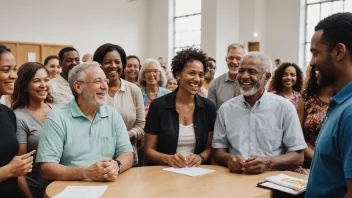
[176,123,196,157]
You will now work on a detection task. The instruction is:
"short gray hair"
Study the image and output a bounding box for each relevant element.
[240,52,272,73]
[227,43,247,54]
[68,61,102,95]
[138,58,167,87]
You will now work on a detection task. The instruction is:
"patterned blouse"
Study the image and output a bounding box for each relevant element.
[276,91,301,107]
[302,93,329,168]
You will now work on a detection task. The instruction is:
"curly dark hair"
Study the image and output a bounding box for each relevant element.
[11,62,54,110]
[171,48,208,78]
[272,62,303,93]
[315,12,352,57]
[303,65,320,96]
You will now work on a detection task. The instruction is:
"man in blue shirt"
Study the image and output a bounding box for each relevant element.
[306,12,352,197]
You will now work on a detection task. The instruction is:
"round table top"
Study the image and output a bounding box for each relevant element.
[45,165,308,198]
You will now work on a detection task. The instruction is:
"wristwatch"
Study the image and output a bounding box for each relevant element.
[115,159,123,173]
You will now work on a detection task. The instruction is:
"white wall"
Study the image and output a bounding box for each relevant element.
[0,0,149,60]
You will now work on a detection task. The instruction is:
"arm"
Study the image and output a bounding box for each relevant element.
[186,131,213,167]
[115,152,133,173]
[128,88,145,141]
[39,163,87,181]
[0,152,34,182]
[18,144,33,198]
[296,96,314,160]
[345,180,352,198]
[207,81,217,107]
[144,133,187,167]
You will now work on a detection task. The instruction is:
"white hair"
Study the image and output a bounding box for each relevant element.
[227,43,247,54]
[68,61,101,96]
[138,58,167,87]
[240,52,272,73]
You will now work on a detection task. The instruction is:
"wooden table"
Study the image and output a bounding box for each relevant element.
[45,165,308,198]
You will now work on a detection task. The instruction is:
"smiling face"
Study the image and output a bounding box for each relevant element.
[237,57,267,96]
[60,50,80,78]
[166,78,178,92]
[27,68,50,102]
[205,60,216,80]
[101,50,122,83]
[0,52,17,96]
[177,60,205,96]
[282,66,297,89]
[310,30,337,87]
[144,62,161,86]
[45,58,61,79]
[125,58,140,81]
[226,47,245,76]
[78,66,108,108]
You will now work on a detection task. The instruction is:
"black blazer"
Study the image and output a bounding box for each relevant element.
[144,87,217,164]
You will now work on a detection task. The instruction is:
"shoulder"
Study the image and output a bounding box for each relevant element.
[14,108,28,120]
[210,73,227,87]
[199,96,216,110]
[159,87,170,94]
[0,104,15,118]
[151,93,168,107]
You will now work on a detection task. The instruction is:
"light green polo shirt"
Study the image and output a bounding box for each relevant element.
[36,99,133,167]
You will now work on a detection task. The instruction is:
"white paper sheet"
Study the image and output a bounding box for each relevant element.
[259,182,304,195]
[162,167,215,177]
[53,186,107,198]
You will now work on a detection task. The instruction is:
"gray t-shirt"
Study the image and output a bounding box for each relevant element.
[15,108,49,190]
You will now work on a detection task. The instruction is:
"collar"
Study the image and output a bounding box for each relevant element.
[70,99,108,119]
[165,87,205,109]
[240,91,268,108]
[331,81,352,105]
[119,79,127,92]
[224,72,235,82]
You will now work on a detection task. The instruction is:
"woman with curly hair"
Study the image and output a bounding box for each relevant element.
[271,62,303,107]
[11,62,53,198]
[297,64,334,168]
[144,48,217,167]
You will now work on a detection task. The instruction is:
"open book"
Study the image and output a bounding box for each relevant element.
[257,174,307,195]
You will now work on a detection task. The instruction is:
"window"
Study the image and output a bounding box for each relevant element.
[174,0,201,54]
[304,0,352,69]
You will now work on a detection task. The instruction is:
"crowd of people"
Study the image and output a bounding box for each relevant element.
[0,12,352,198]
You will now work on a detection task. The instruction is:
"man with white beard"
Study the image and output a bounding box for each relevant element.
[212,52,307,174]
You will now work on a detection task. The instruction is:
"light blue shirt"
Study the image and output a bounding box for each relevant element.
[306,82,352,198]
[141,87,170,106]
[212,91,307,159]
[36,99,133,167]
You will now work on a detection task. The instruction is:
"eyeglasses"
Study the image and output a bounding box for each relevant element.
[77,78,109,85]
[145,70,160,75]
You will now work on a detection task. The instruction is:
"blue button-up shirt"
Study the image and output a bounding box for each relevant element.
[212,91,307,159]
[306,82,352,198]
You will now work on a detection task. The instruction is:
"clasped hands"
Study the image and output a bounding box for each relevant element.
[167,153,202,168]
[85,158,120,181]
[228,155,271,174]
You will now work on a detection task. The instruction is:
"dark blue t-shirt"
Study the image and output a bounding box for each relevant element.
[306,82,352,198]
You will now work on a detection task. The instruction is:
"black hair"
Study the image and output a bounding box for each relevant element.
[44,55,59,65]
[315,12,352,57]
[272,62,303,93]
[171,48,207,78]
[207,56,216,63]
[0,44,11,59]
[93,43,127,70]
[303,65,320,96]
[58,47,79,62]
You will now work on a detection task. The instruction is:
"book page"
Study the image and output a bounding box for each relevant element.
[259,182,303,195]
[162,167,215,177]
[266,174,307,190]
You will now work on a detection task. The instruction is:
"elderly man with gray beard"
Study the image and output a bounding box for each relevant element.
[212,52,307,174]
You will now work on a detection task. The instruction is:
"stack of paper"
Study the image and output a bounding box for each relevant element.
[162,167,215,177]
[258,174,307,195]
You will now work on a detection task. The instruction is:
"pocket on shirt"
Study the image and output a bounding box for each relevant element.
[101,137,117,157]
[258,127,282,152]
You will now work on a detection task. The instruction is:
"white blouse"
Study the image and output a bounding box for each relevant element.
[176,123,196,157]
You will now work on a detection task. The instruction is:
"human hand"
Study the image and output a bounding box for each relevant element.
[228,155,245,173]
[166,153,187,168]
[185,153,202,167]
[128,131,135,141]
[100,159,119,181]
[8,150,36,177]
[85,158,113,181]
[244,155,270,174]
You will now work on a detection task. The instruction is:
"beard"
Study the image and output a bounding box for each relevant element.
[239,75,266,96]
[317,55,337,87]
